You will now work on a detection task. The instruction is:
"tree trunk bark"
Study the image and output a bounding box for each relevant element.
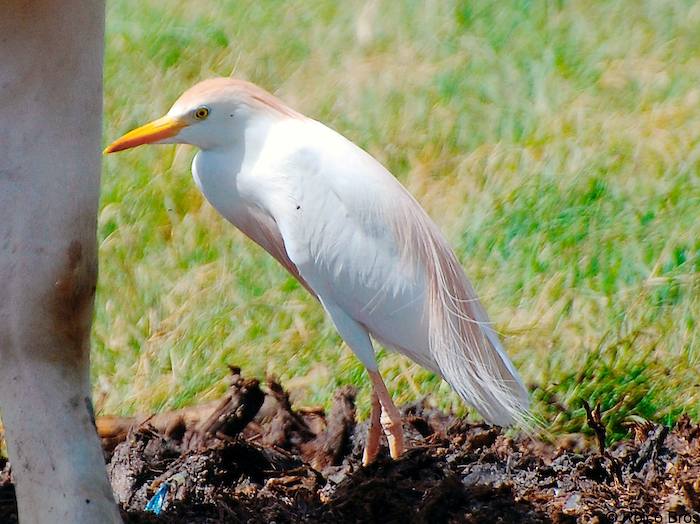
[0,1,121,521]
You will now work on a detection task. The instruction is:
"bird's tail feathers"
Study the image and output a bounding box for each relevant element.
[431,292,530,427]
[427,256,530,427]
[395,199,530,427]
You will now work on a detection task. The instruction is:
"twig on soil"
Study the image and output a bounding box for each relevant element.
[311,386,356,470]
[184,367,265,450]
[583,400,623,483]
[631,425,668,473]
[266,378,316,440]
[582,401,606,456]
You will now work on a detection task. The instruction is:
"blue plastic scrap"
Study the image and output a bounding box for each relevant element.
[145,481,170,515]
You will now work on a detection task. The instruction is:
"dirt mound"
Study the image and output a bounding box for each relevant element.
[1,368,699,523]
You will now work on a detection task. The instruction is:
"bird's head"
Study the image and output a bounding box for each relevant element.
[104,77,300,154]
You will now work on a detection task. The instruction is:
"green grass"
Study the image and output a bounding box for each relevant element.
[96,0,700,440]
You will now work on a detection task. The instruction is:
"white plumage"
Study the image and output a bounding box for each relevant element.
[105,77,530,462]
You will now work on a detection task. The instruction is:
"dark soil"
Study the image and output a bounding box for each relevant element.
[1,368,699,523]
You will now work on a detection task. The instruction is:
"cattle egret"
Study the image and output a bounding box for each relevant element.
[105,78,530,463]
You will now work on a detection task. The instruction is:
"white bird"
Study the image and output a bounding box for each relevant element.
[105,78,530,463]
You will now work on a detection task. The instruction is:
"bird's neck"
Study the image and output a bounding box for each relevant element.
[205,114,281,173]
[193,114,293,222]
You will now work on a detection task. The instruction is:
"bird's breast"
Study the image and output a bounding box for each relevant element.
[192,148,257,225]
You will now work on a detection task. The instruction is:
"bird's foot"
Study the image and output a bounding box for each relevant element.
[362,415,405,464]
[362,434,380,466]
[381,409,405,459]
[363,368,406,464]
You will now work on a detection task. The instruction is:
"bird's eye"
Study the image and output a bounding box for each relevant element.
[193,106,210,120]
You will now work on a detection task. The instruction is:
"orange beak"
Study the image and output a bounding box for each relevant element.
[104,116,187,154]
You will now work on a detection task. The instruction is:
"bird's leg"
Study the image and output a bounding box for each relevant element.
[362,388,382,465]
[368,370,405,459]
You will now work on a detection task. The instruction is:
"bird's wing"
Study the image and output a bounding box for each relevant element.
[191,150,315,296]
[233,204,316,297]
[265,120,529,426]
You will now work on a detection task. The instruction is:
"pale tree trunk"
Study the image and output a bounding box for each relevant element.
[0,1,121,522]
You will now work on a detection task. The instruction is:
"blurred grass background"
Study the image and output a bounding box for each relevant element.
[97,0,700,440]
